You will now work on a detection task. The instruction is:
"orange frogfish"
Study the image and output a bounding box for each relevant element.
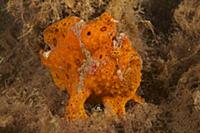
[40,12,144,120]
